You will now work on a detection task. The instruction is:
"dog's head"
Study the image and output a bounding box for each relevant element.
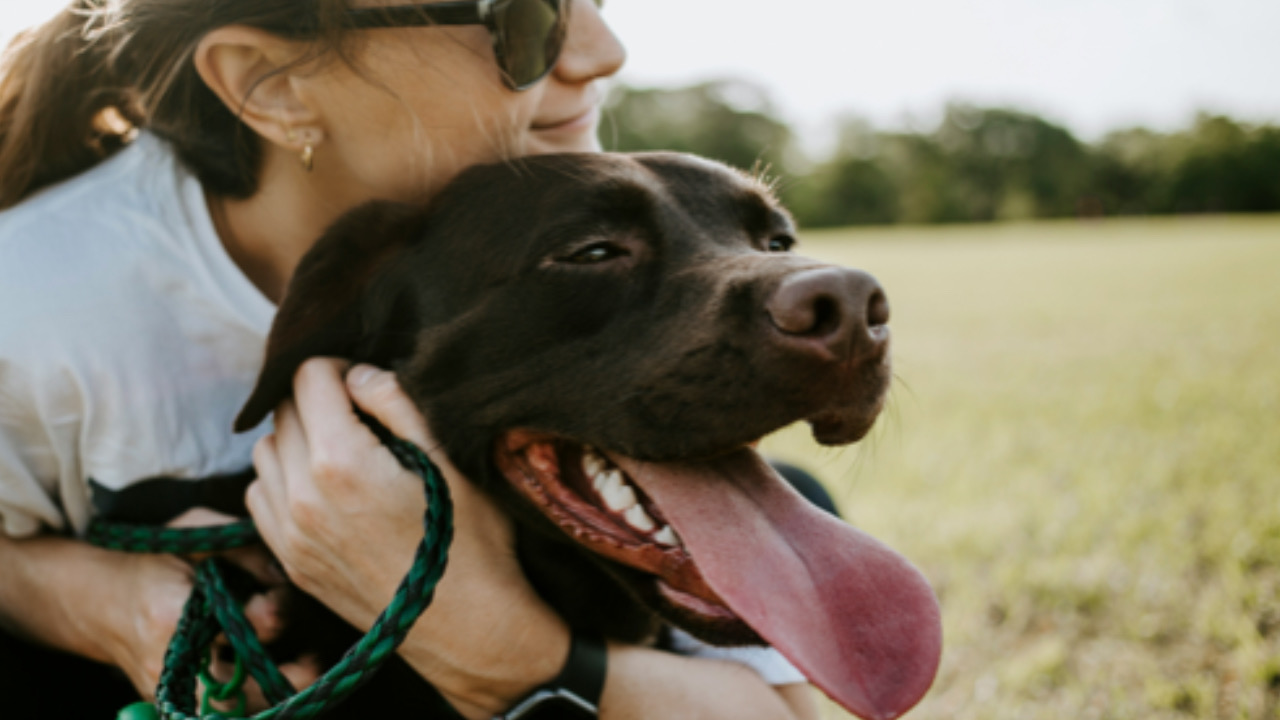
[236,152,941,720]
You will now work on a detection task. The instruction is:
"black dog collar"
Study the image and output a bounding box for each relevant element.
[495,631,607,719]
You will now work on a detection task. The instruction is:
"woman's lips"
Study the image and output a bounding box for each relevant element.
[532,105,600,133]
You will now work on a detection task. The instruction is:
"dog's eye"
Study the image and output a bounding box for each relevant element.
[563,242,629,265]
[767,235,796,253]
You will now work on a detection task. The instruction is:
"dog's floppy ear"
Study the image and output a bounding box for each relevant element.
[234,201,428,432]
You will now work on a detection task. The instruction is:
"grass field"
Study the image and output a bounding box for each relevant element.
[758,215,1280,720]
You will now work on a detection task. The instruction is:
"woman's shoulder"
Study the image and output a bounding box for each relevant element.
[0,132,223,291]
[0,132,182,247]
[0,133,228,357]
[0,141,153,319]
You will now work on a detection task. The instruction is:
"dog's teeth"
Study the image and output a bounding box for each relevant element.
[653,525,680,547]
[584,457,607,479]
[602,481,637,512]
[624,505,656,533]
[594,469,623,493]
[582,448,608,478]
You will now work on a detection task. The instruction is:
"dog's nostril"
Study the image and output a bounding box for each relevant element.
[811,296,842,337]
[768,291,842,338]
[867,290,890,328]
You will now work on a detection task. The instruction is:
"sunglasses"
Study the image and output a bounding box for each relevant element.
[345,0,585,91]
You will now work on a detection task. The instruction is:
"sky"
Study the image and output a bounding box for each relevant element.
[4,0,1278,149]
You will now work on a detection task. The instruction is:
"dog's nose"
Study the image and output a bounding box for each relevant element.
[766,267,890,358]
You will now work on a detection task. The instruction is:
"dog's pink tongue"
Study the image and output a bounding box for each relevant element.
[618,450,942,720]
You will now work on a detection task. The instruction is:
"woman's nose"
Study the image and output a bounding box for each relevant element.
[554,0,627,84]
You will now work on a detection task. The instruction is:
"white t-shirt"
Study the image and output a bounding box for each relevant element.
[0,132,274,538]
[0,133,804,686]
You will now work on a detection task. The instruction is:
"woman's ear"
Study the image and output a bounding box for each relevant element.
[194,26,323,150]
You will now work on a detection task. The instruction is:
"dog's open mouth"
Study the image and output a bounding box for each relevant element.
[496,432,741,626]
[496,430,944,720]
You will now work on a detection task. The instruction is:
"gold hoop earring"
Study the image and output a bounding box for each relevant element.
[300,144,314,173]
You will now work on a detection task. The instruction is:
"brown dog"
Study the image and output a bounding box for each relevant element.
[236,152,941,720]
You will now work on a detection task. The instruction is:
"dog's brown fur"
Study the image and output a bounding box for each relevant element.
[238,151,891,660]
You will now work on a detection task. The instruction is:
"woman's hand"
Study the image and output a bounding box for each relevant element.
[246,358,471,627]
[246,359,570,717]
[243,358,813,720]
[0,528,311,712]
[102,510,317,708]
[95,550,195,698]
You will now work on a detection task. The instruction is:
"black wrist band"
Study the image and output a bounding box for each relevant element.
[495,630,607,719]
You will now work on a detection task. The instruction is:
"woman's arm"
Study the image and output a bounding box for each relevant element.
[0,532,194,695]
[598,645,817,720]
[0,522,311,705]
[248,360,818,720]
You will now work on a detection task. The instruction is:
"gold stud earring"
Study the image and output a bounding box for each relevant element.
[300,144,314,173]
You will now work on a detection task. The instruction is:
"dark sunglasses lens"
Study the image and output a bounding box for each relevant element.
[494,0,566,88]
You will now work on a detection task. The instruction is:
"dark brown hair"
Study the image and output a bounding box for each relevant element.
[0,0,356,210]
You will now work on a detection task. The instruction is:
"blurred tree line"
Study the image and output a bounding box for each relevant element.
[601,80,1280,227]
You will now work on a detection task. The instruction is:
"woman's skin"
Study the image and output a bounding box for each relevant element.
[0,1,819,717]
[197,0,622,302]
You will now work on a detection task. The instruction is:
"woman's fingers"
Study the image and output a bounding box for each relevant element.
[249,357,535,641]
[200,659,300,714]
[291,358,375,463]
[345,364,488,512]
[246,358,426,628]
[345,365,529,577]
[271,399,323,496]
[287,360,401,504]
[216,544,291,644]
[199,612,320,711]
[280,655,323,692]
[247,435,289,582]
[239,357,572,708]
[220,544,288,590]
[345,364,431,447]
[240,587,289,644]
[248,433,284,521]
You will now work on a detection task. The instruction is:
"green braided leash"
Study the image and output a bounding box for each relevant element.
[87,419,453,720]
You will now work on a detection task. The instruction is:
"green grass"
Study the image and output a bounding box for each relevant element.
[758,215,1280,720]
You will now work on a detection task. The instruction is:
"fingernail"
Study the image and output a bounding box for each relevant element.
[348,365,379,388]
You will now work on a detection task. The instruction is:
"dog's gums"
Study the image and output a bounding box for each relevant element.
[495,431,742,626]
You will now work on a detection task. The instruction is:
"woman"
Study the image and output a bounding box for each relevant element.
[0,1,819,718]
